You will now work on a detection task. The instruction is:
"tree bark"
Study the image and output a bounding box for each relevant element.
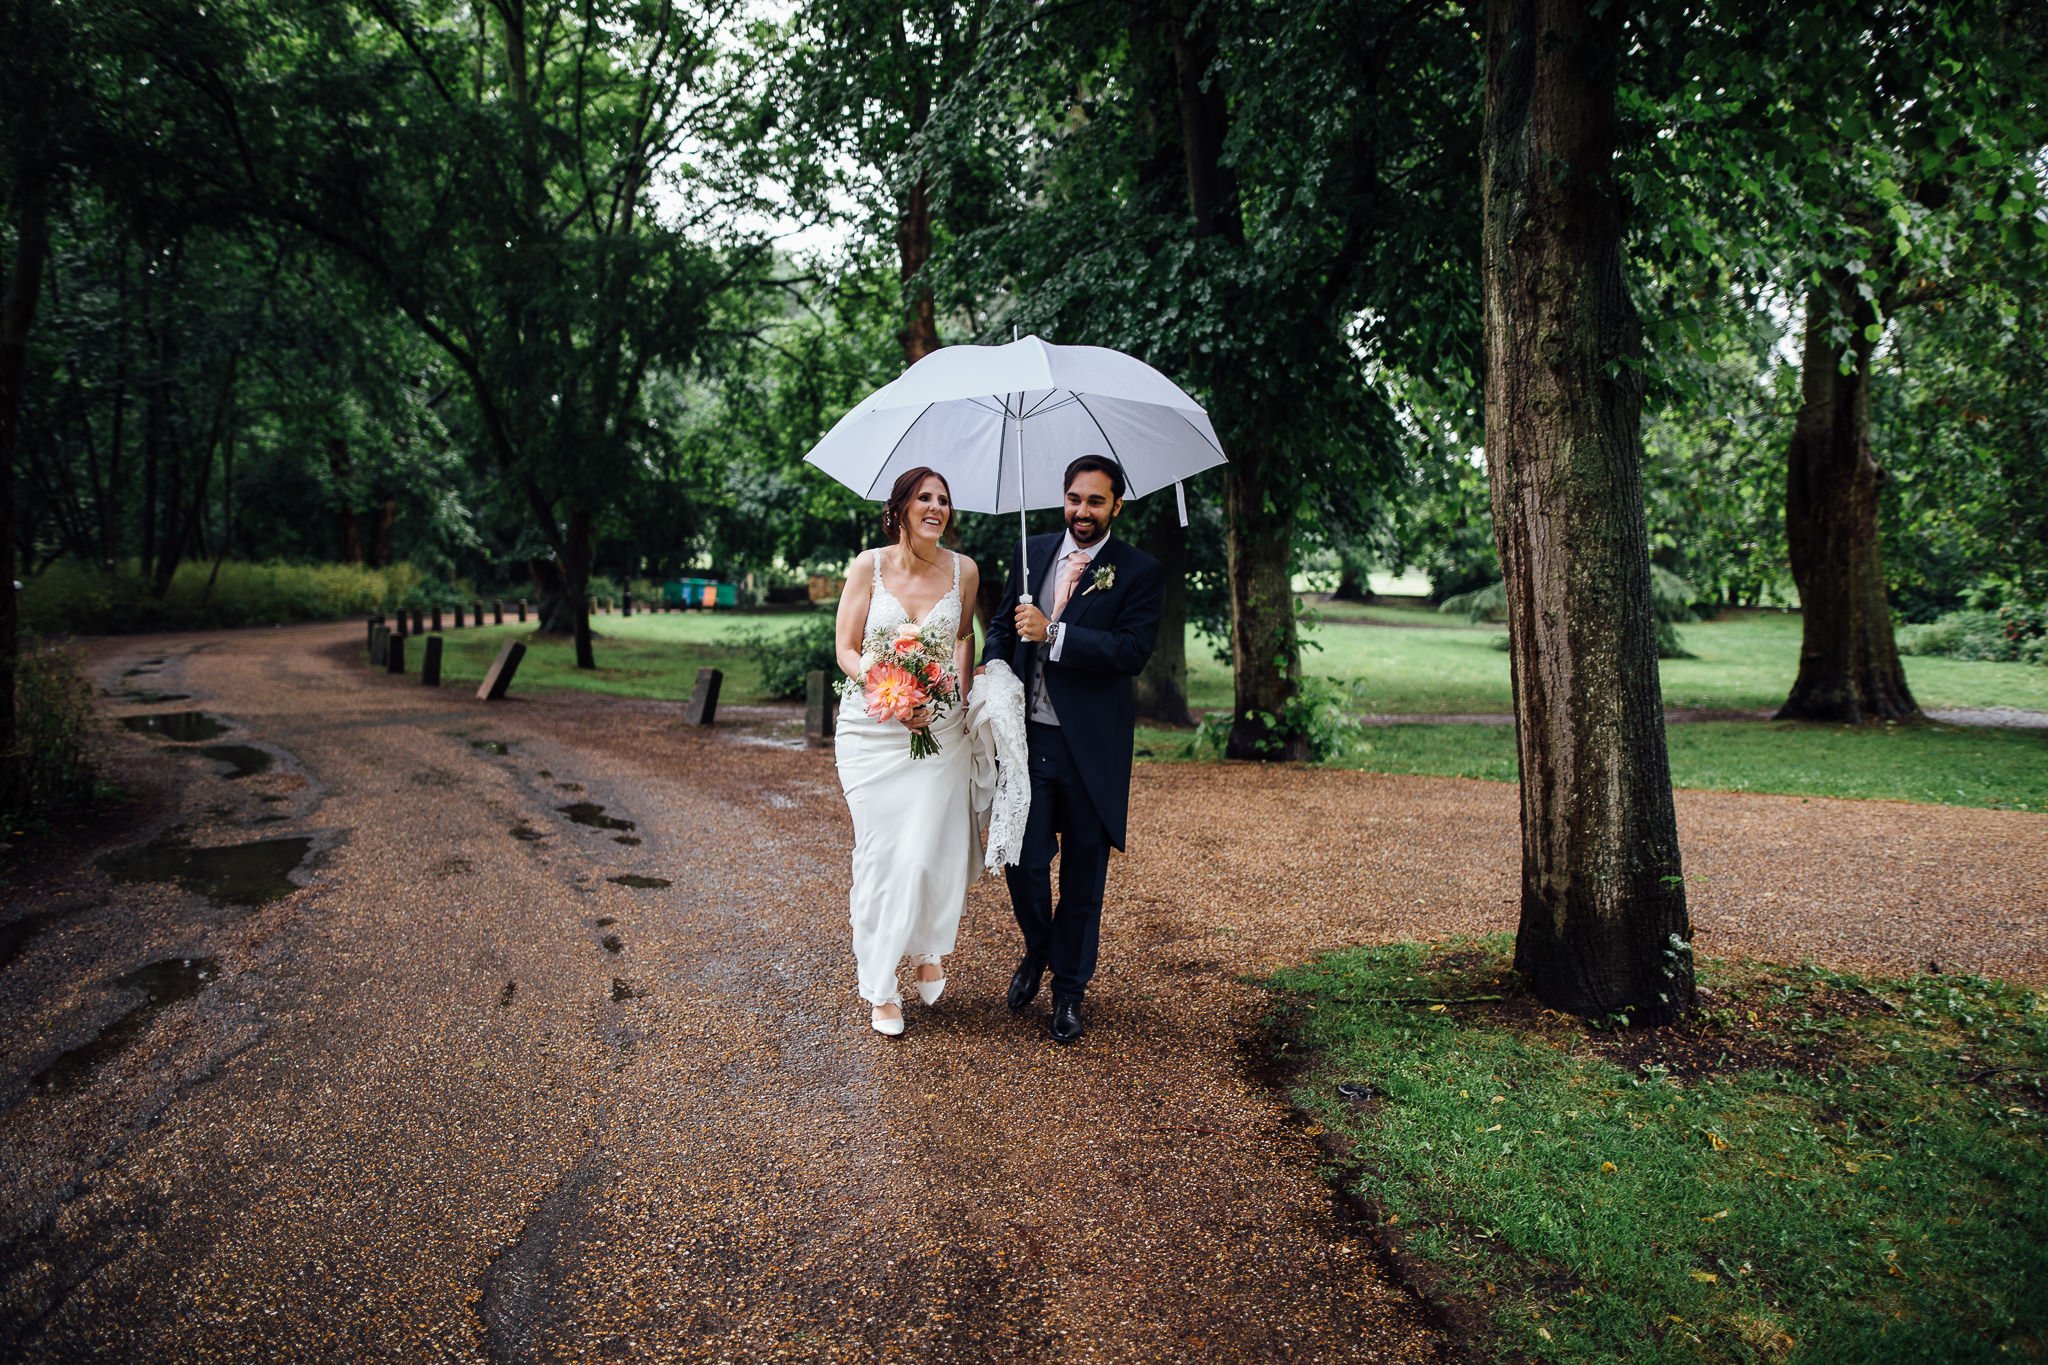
[329,435,362,562]
[1,162,52,792]
[567,503,595,670]
[1164,0,1300,759]
[1483,0,1692,1024]
[1134,511,1193,726]
[895,176,940,365]
[1222,447,1308,759]
[1777,277,1919,722]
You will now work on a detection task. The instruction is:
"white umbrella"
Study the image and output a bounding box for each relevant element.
[802,335,1227,600]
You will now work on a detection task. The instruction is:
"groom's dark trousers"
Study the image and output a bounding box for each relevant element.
[1008,720,1111,1001]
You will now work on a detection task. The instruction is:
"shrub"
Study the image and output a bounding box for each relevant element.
[1441,566,1699,658]
[731,609,841,700]
[3,638,104,825]
[1899,604,2048,665]
[20,559,425,634]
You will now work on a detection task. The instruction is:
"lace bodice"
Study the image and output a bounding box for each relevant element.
[865,548,963,643]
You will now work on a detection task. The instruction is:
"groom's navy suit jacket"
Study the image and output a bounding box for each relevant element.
[982,531,1163,850]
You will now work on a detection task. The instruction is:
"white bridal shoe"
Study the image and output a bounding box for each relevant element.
[914,964,946,1006]
[871,1004,905,1036]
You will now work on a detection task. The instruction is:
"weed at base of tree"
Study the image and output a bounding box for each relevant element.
[3,638,109,831]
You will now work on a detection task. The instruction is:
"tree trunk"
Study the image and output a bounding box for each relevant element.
[1483,0,1692,1025]
[1134,511,1193,726]
[895,177,940,365]
[1165,0,1300,758]
[1222,447,1308,760]
[329,435,362,562]
[1,164,53,793]
[370,497,397,568]
[1778,278,1919,722]
[567,503,595,669]
[529,555,568,631]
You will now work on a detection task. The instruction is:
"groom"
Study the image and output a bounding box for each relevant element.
[982,455,1164,1044]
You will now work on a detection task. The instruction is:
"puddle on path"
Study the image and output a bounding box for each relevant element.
[469,739,511,756]
[499,981,518,1008]
[197,744,272,780]
[593,917,616,928]
[601,934,624,953]
[119,691,191,705]
[613,835,641,847]
[610,978,642,1002]
[1,904,89,973]
[559,803,634,832]
[555,782,584,792]
[121,712,229,743]
[510,822,547,842]
[33,957,220,1095]
[99,834,312,906]
[606,875,670,890]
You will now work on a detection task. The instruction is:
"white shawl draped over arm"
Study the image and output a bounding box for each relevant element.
[966,660,1029,872]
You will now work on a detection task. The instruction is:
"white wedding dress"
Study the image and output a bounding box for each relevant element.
[836,550,979,1007]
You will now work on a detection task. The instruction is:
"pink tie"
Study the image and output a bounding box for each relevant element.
[1050,554,1087,619]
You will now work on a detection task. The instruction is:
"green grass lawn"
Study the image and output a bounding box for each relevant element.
[1136,720,2048,810]
[413,605,2047,810]
[429,612,780,701]
[1270,939,2048,1363]
[1183,603,2048,715]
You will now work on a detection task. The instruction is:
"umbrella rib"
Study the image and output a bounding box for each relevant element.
[863,403,937,500]
[1170,405,1229,460]
[1019,389,1072,420]
[1068,393,1132,490]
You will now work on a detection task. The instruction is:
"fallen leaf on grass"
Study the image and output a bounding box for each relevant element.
[1600,1161,1618,1174]
[1689,1270,1719,1284]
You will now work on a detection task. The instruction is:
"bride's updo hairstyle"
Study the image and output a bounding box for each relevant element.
[881,466,960,547]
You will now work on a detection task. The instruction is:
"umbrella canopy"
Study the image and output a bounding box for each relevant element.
[802,335,1227,515]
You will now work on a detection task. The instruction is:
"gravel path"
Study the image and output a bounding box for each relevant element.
[2,621,2042,1363]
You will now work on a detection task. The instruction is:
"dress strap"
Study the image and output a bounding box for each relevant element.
[949,549,961,593]
[871,550,885,590]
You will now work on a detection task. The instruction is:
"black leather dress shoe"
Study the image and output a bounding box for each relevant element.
[1007,960,1044,1013]
[1050,998,1084,1044]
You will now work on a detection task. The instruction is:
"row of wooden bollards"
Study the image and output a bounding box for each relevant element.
[366,615,525,701]
[361,612,736,721]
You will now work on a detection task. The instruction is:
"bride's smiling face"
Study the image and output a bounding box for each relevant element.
[904,476,951,545]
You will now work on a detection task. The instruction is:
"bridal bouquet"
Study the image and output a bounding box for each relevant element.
[839,621,959,758]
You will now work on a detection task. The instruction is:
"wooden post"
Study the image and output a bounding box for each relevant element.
[685,667,723,726]
[453,604,465,629]
[421,635,443,687]
[386,632,406,675]
[517,599,528,623]
[370,623,388,666]
[367,615,383,656]
[411,606,424,635]
[430,606,442,633]
[493,599,504,624]
[477,640,526,701]
[622,589,633,618]
[471,602,483,626]
[805,670,837,747]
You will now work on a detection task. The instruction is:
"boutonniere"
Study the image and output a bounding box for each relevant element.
[1082,562,1116,596]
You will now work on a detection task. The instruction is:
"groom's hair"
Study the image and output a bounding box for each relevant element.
[1064,454,1125,500]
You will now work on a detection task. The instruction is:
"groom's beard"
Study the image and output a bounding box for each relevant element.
[1066,510,1109,546]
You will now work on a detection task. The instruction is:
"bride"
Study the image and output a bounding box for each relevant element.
[833,467,982,1036]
